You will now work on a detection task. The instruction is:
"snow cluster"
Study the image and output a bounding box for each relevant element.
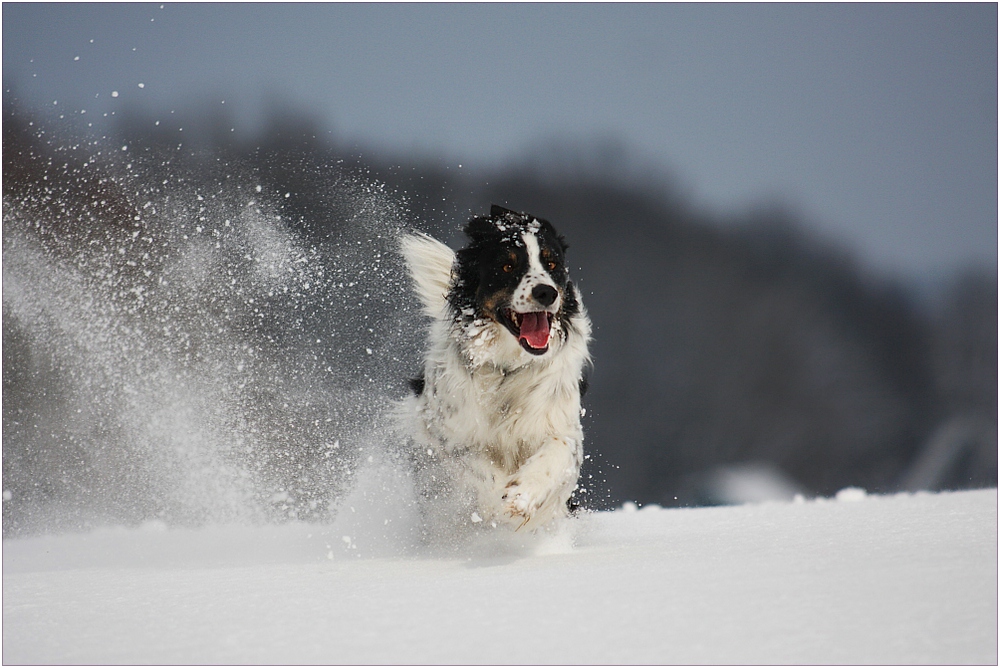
[3,146,421,535]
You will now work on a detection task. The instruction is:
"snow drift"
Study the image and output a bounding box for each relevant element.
[3,488,996,665]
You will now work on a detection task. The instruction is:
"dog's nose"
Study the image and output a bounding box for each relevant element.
[532,284,558,307]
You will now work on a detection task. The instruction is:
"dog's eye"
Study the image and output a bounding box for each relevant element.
[503,264,513,273]
[547,261,557,271]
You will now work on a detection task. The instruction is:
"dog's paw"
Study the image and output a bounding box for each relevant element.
[500,478,546,530]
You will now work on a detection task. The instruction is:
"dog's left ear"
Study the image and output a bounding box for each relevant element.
[535,216,569,253]
[465,205,524,242]
[464,214,501,242]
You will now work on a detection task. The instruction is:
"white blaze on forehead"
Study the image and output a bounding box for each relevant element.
[522,231,545,276]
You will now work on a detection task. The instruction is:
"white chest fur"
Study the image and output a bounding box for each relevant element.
[420,327,585,472]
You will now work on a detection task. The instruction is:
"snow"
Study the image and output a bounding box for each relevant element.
[2,160,995,663]
[3,487,996,665]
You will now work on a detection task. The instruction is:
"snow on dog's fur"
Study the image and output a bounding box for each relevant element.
[398,205,591,533]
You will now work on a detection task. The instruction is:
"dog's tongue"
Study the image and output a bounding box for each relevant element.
[519,312,550,349]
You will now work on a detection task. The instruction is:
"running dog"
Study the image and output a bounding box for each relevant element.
[398,205,591,532]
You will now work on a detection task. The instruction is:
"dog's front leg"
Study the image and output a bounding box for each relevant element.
[501,436,582,529]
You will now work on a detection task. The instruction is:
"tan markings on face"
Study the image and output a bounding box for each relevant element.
[482,289,513,320]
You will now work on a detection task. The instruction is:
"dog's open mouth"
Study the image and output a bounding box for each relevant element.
[501,309,553,355]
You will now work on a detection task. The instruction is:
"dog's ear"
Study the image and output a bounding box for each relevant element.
[556,235,569,253]
[535,216,569,252]
[464,214,500,243]
[400,232,456,319]
[466,205,545,243]
[465,205,520,241]
[490,204,519,219]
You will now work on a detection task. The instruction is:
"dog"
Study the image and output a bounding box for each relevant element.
[398,205,591,534]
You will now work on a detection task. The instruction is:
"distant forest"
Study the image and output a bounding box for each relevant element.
[3,98,996,534]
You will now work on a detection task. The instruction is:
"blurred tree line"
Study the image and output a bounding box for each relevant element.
[4,98,996,518]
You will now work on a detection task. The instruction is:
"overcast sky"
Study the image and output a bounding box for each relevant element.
[3,2,996,281]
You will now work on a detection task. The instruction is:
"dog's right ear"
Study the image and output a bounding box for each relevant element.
[399,232,455,319]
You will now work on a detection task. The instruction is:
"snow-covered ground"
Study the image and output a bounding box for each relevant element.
[3,487,996,665]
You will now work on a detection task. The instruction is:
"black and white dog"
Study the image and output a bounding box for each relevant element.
[398,205,591,533]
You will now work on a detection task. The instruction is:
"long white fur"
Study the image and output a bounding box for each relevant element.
[398,229,591,533]
[397,232,455,319]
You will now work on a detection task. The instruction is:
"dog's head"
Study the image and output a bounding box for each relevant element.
[449,205,583,365]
